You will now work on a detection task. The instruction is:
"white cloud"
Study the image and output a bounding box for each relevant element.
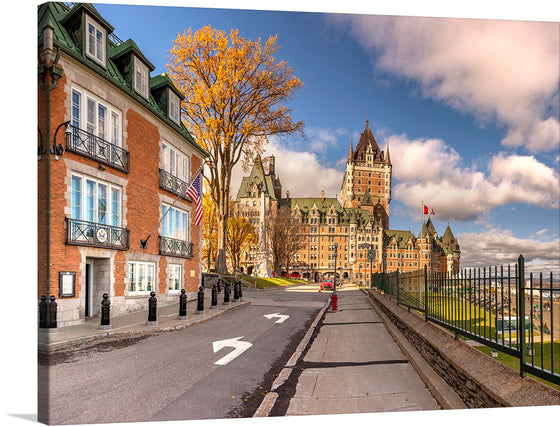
[306,126,348,153]
[334,15,560,152]
[388,134,559,221]
[230,138,345,199]
[458,228,560,275]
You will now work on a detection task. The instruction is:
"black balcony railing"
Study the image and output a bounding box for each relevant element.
[66,124,130,173]
[159,235,193,258]
[159,169,193,201]
[65,217,130,250]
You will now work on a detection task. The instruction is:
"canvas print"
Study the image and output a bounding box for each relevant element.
[35,1,559,425]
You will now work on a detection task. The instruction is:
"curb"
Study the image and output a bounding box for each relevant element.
[38,300,252,352]
[253,298,330,417]
[361,289,466,409]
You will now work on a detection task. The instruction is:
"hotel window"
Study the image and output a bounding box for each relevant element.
[128,261,155,294]
[71,173,121,226]
[134,56,149,99]
[85,15,106,66]
[162,142,190,182]
[168,264,182,292]
[169,91,181,123]
[71,87,121,146]
[161,203,189,242]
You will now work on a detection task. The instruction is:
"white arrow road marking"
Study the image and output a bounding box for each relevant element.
[212,336,253,366]
[264,313,290,324]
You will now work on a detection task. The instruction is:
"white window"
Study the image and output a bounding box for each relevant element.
[71,173,121,226]
[168,264,182,292]
[71,87,122,146]
[134,56,149,98]
[86,15,106,65]
[169,91,180,123]
[161,203,189,242]
[161,141,190,183]
[128,261,156,294]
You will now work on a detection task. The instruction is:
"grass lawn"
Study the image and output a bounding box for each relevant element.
[475,342,560,390]
[253,277,307,288]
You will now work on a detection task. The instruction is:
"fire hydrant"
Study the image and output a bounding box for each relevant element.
[331,292,338,311]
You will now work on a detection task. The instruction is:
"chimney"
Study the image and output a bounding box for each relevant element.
[321,190,325,202]
[286,190,290,201]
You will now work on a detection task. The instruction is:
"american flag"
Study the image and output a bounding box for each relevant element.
[186,172,203,226]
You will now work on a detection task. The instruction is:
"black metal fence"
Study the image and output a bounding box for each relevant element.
[65,217,130,250]
[370,255,559,386]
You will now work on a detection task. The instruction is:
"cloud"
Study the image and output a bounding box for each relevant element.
[458,228,560,275]
[306,126,348,153]
[387,134,559,221]
[230,137,345,199]
[334,15,559,153]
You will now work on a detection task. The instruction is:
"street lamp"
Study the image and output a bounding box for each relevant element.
[332,242,338,310]
[52,120,71,160]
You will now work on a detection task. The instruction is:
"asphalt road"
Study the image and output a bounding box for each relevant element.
[40,283,328,424]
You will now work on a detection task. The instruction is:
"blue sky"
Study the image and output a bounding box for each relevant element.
[89,0,560,274]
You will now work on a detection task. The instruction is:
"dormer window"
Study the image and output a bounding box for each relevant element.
[169,91,180,123]
[86,15,106,65]
[134,56,149,98]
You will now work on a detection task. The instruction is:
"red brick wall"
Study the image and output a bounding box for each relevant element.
[38,63,203,302]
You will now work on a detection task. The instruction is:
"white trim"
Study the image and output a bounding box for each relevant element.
[133,56,149,99]
[85,14,106,67]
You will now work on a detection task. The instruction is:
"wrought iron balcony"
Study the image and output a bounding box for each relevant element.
[66,124,130,173]
[65,217,130,250]
[159,236,193,258]
[159,169,192,201]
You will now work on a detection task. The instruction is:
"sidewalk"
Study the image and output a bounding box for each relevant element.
[256,283,464,417]
[38,289,251,352]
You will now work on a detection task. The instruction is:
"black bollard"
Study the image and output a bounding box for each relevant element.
[211,282,218,309]
[223,280,231,305]
[237,280,243,301]
[196,286,205,314]
[217,278,222,294]
[48,295,58,330]
[100,293,111,330]
[147,291,158,326]
[178,289,187,320]
[39,295,48,329]
[233,279,240,302]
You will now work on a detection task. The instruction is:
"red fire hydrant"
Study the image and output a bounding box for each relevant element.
[331,292,338,311]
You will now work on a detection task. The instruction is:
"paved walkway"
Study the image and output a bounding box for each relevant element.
[256,284,446,416]
[38,288,252,351]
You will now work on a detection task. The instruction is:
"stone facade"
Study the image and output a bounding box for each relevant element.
[38,3,207,326]
[233,120,460,281]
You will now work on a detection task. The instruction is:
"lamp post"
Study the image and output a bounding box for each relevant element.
[332,242,338,310]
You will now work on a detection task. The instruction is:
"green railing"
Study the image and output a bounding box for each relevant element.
[370,255,559,386]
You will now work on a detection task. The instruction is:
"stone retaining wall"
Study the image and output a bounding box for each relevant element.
[366,289,560,408]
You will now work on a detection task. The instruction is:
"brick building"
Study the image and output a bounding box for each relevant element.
[234,120,460,283]
[38,3,208,327]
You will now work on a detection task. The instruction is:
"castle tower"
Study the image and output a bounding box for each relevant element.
[341,119,392,228]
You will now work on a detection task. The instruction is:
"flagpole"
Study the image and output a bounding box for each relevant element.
[140,168,202,249]
[420,200,423,304]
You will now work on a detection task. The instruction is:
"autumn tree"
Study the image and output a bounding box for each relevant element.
[226,215,257,272]
[167,26,304,274]
[268,206,303,276]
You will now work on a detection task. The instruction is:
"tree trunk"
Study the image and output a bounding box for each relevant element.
[216,213,228,275]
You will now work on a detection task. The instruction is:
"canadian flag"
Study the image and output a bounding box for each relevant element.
[423,205,435,215]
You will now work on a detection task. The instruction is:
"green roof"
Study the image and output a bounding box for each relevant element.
[38,2,208,158]
[384,230,418,249]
